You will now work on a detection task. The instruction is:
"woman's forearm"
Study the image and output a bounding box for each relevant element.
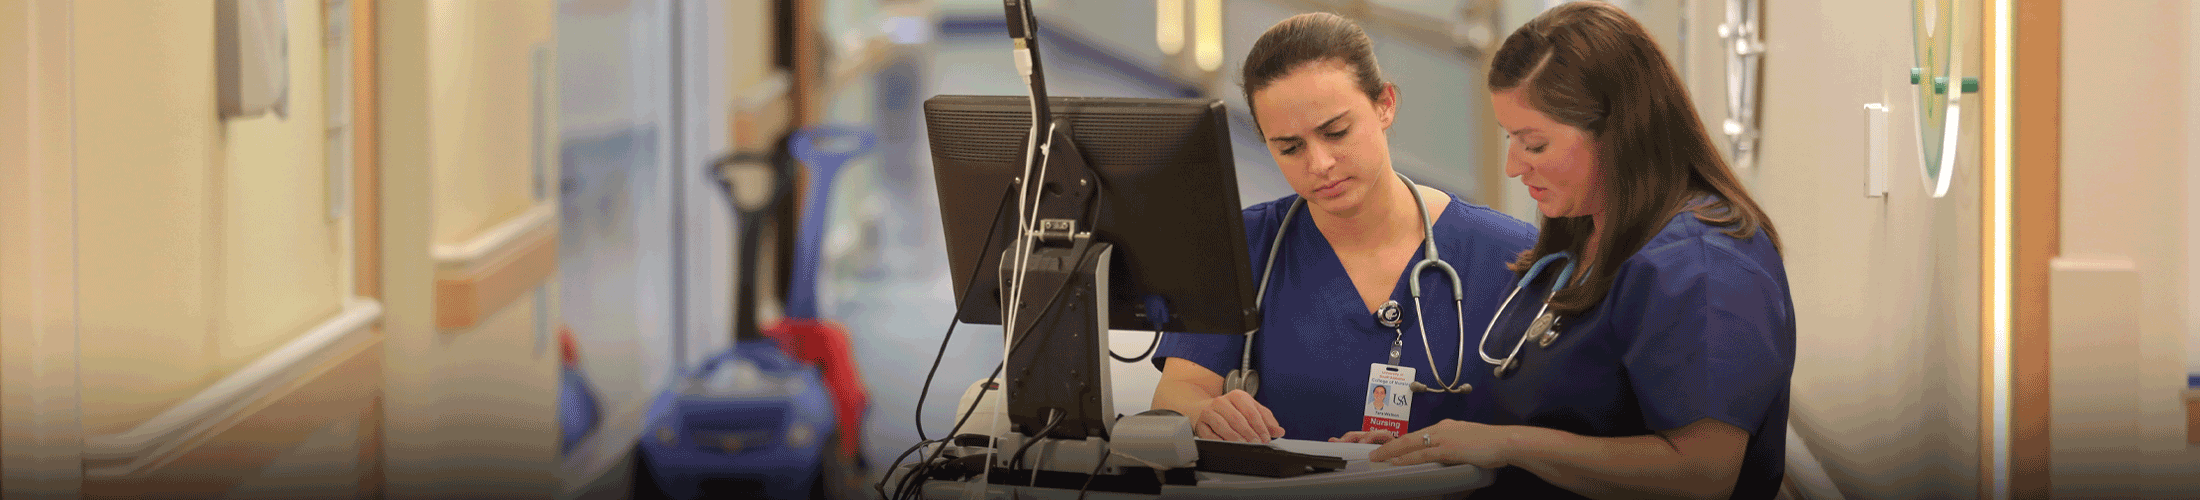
[1150,379,1218,417]
[1502,425,1741,500]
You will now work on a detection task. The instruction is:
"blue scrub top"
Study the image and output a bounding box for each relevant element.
[1468,201,1797,500]
[1153,192,1536,441]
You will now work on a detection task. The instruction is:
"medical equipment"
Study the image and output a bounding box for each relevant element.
[1476,251,1577,378]
[902,93,1255,496]
[1228,173,1475,396]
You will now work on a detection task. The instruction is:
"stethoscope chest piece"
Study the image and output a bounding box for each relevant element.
[1374,300,1403,329]
[1482,251,1578,380]
[1531,312,1561,348]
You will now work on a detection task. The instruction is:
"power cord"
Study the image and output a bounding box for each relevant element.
[888,267,1080,500]
[887,361,1001,500]
[1108,330,1162,364]
[914,187,1018,442]
[1007,409,1063,470]
[1074,441,1112,500]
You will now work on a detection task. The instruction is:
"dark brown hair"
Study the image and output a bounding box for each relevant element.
[1487,1,1779,316]
[1241,12,1387,124]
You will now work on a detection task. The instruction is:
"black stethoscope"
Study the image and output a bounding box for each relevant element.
[1224,173,1476,396]
[1478,251,1577,379]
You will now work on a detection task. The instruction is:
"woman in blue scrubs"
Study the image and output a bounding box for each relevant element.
[1366,3,1796,499]
[1148,12,1536,443]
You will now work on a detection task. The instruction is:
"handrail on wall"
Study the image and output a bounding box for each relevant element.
[433,202,559,331]
[81,298,384,478]
[431,203,555,267]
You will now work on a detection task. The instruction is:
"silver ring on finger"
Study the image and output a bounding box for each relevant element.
[1422,432,1433,447]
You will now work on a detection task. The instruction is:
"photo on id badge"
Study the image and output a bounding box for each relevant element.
[1364,364,1412,436]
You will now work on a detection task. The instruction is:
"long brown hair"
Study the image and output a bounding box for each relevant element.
[1487,1,1779,316]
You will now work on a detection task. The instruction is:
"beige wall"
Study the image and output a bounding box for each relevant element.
[71,0,222,436]
[71,0,348,436]
[380,1,562,496]
[426,0,553,248]
[2,1,93,496]
[1749,0,1984,498]
[1750,0,2200,496]
[2057,0,2198,495]
[220,0,346,375]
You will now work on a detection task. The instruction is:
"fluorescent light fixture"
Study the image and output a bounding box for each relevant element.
[1194,0,1222,71]
[1157,0,1184,55]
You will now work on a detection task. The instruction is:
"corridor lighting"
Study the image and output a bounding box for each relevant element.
[1158,0,1183,55]
[1194,0,1221,71]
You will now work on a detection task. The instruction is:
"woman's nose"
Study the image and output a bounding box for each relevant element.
[1305,142,1338,174]
[1502,151,1528,178]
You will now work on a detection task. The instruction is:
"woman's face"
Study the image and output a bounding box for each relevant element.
[1491,89,1605,221]
[1251,59,1396,218]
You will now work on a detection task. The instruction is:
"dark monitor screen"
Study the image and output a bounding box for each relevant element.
[925,95,1258,337]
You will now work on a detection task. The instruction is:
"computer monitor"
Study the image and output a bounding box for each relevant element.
[925,95,1258,440]
[926,95,1258,335]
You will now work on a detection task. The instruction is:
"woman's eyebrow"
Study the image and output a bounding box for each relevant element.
[1265,110,1352,144]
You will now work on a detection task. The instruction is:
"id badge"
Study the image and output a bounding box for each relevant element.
[1362,364,1413,436]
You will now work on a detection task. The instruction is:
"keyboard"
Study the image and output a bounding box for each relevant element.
[1193,439,1348,478]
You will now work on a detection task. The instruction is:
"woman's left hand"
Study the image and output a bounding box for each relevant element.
[1368,419,1514,469]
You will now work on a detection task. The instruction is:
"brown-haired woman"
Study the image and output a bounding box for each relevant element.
[1149,12,1536,444]
[1366,3,1796,499]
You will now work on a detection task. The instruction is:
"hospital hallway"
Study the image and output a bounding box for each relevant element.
[6,1,2200,499]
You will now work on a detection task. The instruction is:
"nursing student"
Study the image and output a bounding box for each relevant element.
[1358,3,1799,499]
[1149,12,1536,444]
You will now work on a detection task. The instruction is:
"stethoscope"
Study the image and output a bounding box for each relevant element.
[1224,173,1476,396]
[1478,250,1577,379]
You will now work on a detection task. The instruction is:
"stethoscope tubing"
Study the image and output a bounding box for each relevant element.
[1237,173,1473,393]
[1476,251,1575,373]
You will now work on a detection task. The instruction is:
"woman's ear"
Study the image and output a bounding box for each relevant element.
[1377,83,1399,130]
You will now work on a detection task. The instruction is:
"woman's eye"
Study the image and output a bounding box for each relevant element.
[1526,145,1546,154]
[1324,129,1349,140]
[1280,144,1301,155]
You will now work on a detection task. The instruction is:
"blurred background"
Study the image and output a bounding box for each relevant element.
[3,0,2197,499]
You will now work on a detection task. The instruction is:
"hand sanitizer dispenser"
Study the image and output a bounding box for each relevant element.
[217,0,288,119]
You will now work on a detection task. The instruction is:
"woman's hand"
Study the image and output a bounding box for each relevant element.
[1189,390,1285,442]
[1328,430,1397,444]
[1152,359,1284,443]
[1369,419,1514,468]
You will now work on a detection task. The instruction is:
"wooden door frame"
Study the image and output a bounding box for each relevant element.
[1982,0,2057,499]
[348,0,385,497]
[0,1,86,497]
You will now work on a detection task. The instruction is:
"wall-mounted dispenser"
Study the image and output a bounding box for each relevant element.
[217,0,289,119]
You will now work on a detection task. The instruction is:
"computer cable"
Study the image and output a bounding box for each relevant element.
[873,437,942,500]
[897,278,1070,499]
[888,361,1001,500]
[914,187,1017,442]
[890,267,1080,500]
[1108,330,1163,364]
[1106,231,1163,365]
[1074,440,1111,500]
[894,174,1097,497]
[1008,409,1063,471]
[912,171,1101,443]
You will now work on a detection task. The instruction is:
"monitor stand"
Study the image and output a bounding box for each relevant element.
[965,232,1119,487]
[944,121,1200,492]
[998,230,1114,446]
[980,120,1142,485]
[984,234,1199,492]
